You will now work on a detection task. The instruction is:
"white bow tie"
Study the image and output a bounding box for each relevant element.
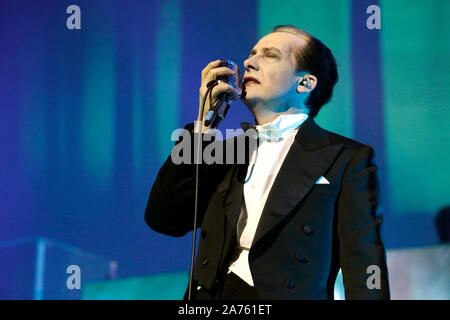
[256,123,283,142]
[240,122,283,142]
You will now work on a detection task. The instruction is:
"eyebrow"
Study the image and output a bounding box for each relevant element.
[248,47,282,57]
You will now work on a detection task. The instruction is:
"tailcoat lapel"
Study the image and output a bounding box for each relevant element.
[221,117,343,256]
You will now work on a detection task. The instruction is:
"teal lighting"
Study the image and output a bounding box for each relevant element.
[155,0,182,163]
[381,0,450,216]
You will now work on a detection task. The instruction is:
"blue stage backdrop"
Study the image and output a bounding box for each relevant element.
[0,0,448,280]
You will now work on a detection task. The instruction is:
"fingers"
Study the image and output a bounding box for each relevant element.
[202,66,236,87]
[197,60,240,132]
[199,60,240,102]
[201,59,222,81]
[211,81,240,102]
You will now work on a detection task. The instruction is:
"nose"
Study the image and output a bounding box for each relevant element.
[244,55,259,72]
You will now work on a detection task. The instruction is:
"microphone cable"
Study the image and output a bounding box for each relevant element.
[188,79,219,301]
[188,59,240,300]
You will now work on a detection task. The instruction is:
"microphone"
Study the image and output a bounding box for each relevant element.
[204,60,242,128]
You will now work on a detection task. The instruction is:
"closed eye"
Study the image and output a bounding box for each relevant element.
[264,49,280,58]
[248,47,282,59]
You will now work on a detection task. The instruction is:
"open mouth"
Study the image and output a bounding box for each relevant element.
[244,77,260,86]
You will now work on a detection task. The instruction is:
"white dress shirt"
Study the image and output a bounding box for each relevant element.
[227,112,309,286]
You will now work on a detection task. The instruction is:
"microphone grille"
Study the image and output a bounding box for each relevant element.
[218,59,242,93]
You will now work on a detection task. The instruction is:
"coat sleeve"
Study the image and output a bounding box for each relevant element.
[336,145,390,299]
[144,122,230,237]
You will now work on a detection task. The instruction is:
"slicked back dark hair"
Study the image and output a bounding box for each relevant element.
[272,25,338,118]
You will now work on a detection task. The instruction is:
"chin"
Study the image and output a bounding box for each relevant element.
[242,94,257,106]
[242,86,271,107]
[242,88,262,101]
[242,97,265,113]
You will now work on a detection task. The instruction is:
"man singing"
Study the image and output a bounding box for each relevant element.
[145,25,390,300]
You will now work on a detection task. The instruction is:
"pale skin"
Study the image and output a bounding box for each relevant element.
[195,31,318,133]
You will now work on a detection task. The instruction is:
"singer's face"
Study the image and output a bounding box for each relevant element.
[242,32,307,109]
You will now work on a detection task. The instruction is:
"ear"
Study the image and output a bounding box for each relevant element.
[296,74,318,93]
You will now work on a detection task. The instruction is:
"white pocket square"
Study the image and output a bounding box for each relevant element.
[315,176,330,184]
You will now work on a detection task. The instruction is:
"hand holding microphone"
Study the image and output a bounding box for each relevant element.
[196,59,242,133]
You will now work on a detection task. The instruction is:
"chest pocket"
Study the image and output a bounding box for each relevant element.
[309,181,339,195]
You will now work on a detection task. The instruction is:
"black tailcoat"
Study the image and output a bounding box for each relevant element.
[145,117,390,299]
